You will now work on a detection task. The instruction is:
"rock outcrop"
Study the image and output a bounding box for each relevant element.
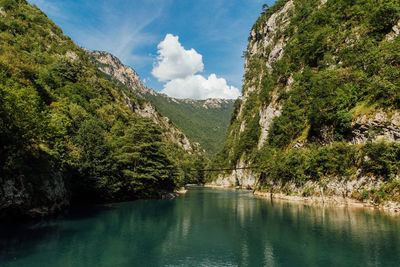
[210,0,400,212]
[87,50,235,109]
[87,50,235,155]
[248,0,294,71]
[210,158,256,189]
[255,175,400,213]
[87,50,195,152]
[87,50,150,96]
[0,170,68,220]
[352,111,400,145]
[386,20,400,41]
[258,93,282,149]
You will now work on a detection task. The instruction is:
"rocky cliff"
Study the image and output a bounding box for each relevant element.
[0,167,68,219]
[210,0,400,210]
[88,50,235,155]
[87,50,195,153]
[0,1,203,219]
[86,50,153,96]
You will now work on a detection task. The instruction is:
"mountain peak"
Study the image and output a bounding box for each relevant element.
[87,50,150,95]
[87,50,235,155]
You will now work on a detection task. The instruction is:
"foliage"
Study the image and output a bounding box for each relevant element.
[0,1,202,204]
[144,92,234,157]
[211,0,400,203]
[361,142,400,179]
[254,142,359,185]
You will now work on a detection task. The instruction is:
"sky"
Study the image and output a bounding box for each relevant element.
[28,0,276,99]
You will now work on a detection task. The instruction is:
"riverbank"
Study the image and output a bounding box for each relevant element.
[204,184,241,189]
[204,183,400,215]
[254,191,400,215]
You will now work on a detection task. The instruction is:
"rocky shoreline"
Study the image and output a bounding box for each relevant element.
[204,184,400,215]
[254,191,400,215]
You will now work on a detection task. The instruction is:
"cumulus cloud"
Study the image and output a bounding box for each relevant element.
[152,34,204,82]
[162,74,241,100]
[152,34,240,100]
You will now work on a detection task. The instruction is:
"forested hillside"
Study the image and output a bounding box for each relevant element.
[210,0,400,208]
[87,50,235,156]
[0,0,204,219]
[143,94,234,156]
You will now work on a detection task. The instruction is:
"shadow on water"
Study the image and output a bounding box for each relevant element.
[0,198,178,267]
[0,187,400,267]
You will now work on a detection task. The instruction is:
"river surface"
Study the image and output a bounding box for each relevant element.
[1,187,400,267]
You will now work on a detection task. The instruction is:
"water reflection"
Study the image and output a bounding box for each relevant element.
[0,188,399,267]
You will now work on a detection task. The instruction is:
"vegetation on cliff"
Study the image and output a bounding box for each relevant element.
[211,0,400,204]
[0,0,205,217]
[143,93,234,156]
[87,50,235,157]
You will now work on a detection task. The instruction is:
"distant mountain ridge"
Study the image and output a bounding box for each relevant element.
[87,50,236,156]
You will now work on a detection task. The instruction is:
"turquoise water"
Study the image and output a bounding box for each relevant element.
[1,187,400,267]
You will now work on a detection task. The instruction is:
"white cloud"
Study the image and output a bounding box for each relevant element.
[153,34,240,100]
[161,74,240,99]
[152,34,204,82]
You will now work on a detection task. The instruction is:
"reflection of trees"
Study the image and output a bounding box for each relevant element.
[160,189,400,266]
[0,200,178,266]
[1,189,400,266]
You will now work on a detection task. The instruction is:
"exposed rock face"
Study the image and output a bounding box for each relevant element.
[212,1,296,189]
[135,102,193,152]
[87,50,235,154]
[209,2,296,189]
[87,50,150,95]
[87,50,235,108]
[209,175,236,188]
[266,39,286,70]
[319,0,328,7]
[211,0,400,203]
[387,20,400,41]
[203,98,234,109]
[87,50,195,152]
[235,1,295,152]
[255,175,400,213]
[352,111,400,145]
[235,159,257,189]
[66,51,78,61]
[258,93,282,149]
[248,0,294,71]
[210,158,256,189]
[0,171,69,219]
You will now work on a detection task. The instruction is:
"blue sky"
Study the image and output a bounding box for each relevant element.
[28,0,276,99]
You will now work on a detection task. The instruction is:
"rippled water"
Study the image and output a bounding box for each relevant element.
[1,187,400,267]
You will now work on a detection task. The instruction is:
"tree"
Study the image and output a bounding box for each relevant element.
[73,118,112,198]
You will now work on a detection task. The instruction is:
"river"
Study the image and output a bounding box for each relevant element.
[1,187,399,266]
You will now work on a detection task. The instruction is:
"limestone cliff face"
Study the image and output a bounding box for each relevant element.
[87,50,235,155]
[87,50,151,96]
[87,50,234,109]
[87,50,195,153]
[351,111,400,145]
[212,0,400,198]
[0,168,68,219]
[211,1,296,188]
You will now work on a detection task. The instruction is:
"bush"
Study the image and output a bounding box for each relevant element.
[370,3,400,38]
[362,142,400,179]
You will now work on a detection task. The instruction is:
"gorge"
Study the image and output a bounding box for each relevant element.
[0,0,400,266]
